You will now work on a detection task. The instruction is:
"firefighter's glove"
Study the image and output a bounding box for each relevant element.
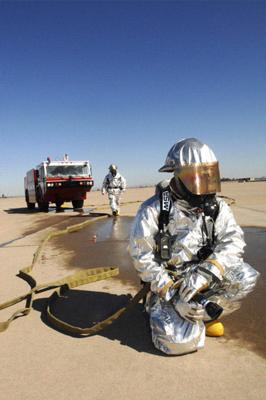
[151,271,176,301]
[101,189,106,195]
[173,298,207,322]
[178,271,210,303]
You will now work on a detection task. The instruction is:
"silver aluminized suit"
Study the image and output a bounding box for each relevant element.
[128,184,259,355]
[102,172,126,213]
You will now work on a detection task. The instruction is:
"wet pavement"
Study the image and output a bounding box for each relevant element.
[223,227,266,358]
[52,216,266,358]
[53,216,138,286]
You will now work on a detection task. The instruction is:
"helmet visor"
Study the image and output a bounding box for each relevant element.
[174,162,221,195]
[109,164,117,172]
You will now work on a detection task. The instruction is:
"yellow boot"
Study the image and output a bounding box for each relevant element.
[205,320,224,337]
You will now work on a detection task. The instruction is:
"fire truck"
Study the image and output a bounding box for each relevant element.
[24,157,94,211]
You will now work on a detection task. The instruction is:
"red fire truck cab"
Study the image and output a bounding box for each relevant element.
[24,159,94,211]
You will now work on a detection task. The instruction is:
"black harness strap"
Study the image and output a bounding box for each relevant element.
[156,187,173,261]
[158,186,219,262]
[159,187,172,232]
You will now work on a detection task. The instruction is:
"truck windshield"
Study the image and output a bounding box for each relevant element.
[46,165,89,177]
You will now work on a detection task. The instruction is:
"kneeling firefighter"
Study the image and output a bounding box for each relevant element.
[128,138,259,355]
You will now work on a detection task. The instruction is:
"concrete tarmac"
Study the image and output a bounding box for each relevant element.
[0,184,266,400]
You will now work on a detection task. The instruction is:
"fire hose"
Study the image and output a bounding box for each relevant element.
[0,214,149,335]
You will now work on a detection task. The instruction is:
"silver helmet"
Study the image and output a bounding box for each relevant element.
[159,138,221,195]
[109,164,118,174]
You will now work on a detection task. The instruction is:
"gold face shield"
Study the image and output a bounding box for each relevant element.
[174,161,221,195]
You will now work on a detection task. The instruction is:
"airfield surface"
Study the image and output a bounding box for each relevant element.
[0,182,265,400]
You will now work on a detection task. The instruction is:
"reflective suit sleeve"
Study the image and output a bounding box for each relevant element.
[120,175,126,191]
[129,197,176,301]
[199,199,246,281]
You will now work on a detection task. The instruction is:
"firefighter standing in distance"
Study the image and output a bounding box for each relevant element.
[129,138,259,355]
[102,164,126,216]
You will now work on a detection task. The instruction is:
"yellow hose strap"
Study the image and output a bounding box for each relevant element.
[46,283,150,336]
[0,267,119,333]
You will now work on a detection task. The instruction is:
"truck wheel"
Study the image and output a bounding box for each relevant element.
[25,190,35,210]
[38,202,49,212]
[36,187,49,212]
[72,200,84,209]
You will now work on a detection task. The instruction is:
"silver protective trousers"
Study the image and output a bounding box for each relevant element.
[148,261,259,355]
[108,189,121,213]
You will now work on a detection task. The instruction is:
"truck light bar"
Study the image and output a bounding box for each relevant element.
[79,181,93,186]
[47,182,62,187]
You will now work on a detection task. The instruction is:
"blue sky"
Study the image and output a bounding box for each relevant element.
[0,0,265,195]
